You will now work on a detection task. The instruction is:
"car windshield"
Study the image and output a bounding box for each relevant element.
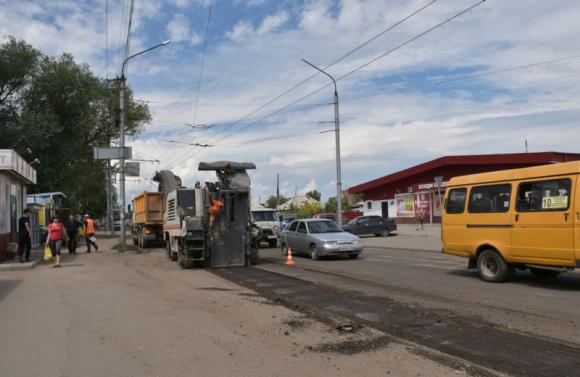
[307,221,343,233]
[252,211,277,222]
[348,217,361,225]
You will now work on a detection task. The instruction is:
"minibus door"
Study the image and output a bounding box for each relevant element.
[575,175,580,268]
[512,178,575,265]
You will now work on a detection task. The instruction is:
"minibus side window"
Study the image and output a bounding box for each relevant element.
[468,184,511,213]
[446,188,467,214]
[516,179,571,212]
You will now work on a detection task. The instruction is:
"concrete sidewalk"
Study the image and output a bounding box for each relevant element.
[362,224,441,252]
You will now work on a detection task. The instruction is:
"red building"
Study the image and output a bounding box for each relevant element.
[348,152,580,224]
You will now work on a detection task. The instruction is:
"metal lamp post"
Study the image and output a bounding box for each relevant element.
[118,40,171,251]
[302,59,343,225]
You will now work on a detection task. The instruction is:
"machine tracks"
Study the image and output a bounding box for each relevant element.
[213,267,580,377]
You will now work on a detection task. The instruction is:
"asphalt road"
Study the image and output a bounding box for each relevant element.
[0,238,463,377]
[257,244,580,346]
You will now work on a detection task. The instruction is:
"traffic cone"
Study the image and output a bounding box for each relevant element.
[286,247,295,265]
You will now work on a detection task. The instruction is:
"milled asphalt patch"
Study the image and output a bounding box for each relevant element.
[214,267,580,377]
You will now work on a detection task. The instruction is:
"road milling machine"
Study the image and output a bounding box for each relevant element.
[153,161,259,269]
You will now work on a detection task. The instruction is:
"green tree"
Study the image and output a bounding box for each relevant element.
[0,38,151,217]
[265,195,288,209]
[297,201,324,217]
[324,196,349,212]
[305,190,321,202]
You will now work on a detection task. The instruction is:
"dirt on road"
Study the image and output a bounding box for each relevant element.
[0,237,463,377]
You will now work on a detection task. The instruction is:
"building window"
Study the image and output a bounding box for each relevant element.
[446,188,467,214]
[367,202,372,210]
[468,184,511,213]
[516,179,571,212]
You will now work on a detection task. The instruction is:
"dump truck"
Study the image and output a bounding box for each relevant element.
[131,191,164,248]
[153,161,259,269]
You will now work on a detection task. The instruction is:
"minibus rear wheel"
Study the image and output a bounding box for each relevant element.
[477,249,514,283]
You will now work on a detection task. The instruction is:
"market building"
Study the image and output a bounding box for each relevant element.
[348,152,580,224]
[0,150,37,262]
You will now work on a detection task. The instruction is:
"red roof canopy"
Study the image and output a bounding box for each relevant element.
[348,152,580,194]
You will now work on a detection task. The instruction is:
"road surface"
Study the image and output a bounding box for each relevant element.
[257,243,580,346]
[0,236,464,377]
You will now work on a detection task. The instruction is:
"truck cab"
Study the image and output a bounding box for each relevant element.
[251,206,280,248]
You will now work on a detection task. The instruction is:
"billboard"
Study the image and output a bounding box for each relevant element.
[395,193,415,217]
[414,191,431,219]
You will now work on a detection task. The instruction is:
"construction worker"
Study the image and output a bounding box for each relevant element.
[83,214,98,253]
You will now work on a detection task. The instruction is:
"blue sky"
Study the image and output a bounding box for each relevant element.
[2,0,580,202]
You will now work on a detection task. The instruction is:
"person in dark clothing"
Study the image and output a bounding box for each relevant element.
[65,214,82,255]
[18,209,32,263]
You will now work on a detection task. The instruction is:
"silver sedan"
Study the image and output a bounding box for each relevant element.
[280,219,363,260]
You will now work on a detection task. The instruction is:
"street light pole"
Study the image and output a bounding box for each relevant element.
[302,59,343,226]
[118,40,171,251]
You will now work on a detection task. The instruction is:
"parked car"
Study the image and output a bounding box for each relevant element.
[312,211,363,225]
[342,216,396,237]
[280,219,363,260]
[280,217,295,230]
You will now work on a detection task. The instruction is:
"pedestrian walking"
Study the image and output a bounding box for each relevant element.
[65,214,82,255]
[18,209,32,263]
[416,210,424,231]
[83,214,98,253]
[45,216,68,268]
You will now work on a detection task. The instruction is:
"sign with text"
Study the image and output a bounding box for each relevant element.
[125,162,140,177]
[93,147,132,160]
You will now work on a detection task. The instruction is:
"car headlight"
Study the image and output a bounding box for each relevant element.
[353,238,361,244]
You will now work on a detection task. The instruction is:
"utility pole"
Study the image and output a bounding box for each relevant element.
[118,40,171,251]
[106,161,113,235]
[276,173,280,218]
[302,58,343,225]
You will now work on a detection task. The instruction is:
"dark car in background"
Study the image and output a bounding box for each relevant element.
[342,216,397,237]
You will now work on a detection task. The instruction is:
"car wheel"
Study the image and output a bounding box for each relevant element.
[380,229,390,237]
[281,243,288,256]
[309,244,319,261]
[529,268,561,279]
[477,249,514,283]
[348,254,359,259]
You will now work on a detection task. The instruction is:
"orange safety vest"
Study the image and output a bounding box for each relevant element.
[85,218,95,234]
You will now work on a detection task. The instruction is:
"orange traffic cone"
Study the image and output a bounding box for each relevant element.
[286,247,295,265]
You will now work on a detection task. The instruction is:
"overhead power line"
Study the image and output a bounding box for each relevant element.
[163,0,438,166]
[191,0,214,128]
[205,0,487,150]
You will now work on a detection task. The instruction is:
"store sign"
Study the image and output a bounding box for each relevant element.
[395,193,415,217]
[417,181,449,190]
[0,150,37,184]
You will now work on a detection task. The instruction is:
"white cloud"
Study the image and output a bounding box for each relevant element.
[226,20,254,41]
[166,14,191,42]
[257,11,289,35]
[6,0,580,202]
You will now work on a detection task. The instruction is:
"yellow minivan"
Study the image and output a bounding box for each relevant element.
[442,161,580,282]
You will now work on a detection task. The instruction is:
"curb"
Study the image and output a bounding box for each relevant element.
[0,259,41,271]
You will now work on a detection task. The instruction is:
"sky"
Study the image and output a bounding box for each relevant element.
[2,0,580,203]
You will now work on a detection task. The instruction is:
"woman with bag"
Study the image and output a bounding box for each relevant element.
[45,216,69,268]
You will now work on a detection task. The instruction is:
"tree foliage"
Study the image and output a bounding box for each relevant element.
[297,201,324,217]
[324,196,349,212]
[305,190,321,202]
[265,195,288,209]
[0,38,151,217]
